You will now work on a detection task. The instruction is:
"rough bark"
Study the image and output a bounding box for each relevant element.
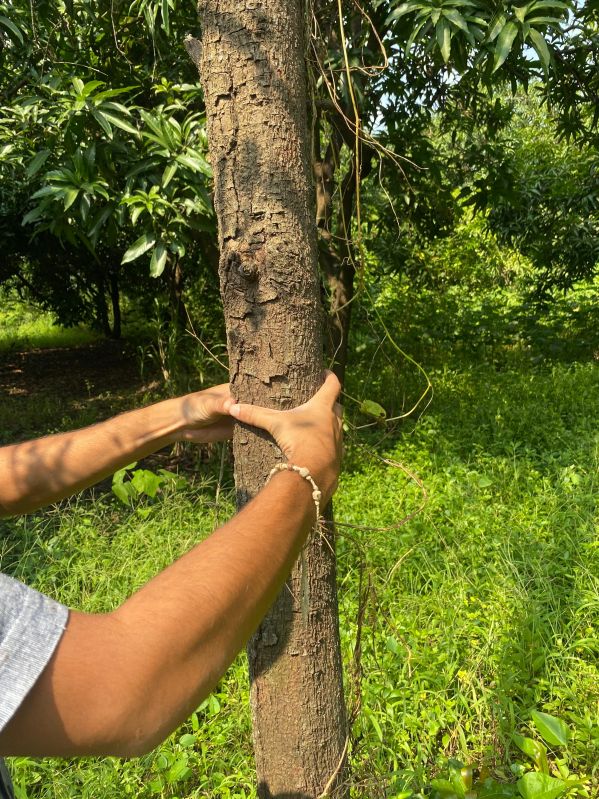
[188,2,348,797]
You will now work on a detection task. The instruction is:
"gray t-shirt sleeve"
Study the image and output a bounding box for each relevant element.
[0,573,69,732]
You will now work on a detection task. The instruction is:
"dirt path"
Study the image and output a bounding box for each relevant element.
[0,340,215,474]
[0,339,150,400]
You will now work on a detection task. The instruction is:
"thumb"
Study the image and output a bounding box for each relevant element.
[225,399,279,433]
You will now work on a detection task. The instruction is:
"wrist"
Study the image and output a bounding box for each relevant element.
[267,463,322,523]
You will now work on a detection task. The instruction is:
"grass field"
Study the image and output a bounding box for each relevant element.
[0,281,598,799]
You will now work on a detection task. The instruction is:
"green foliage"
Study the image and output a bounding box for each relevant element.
[1,272,598,796]
[0,294,99,352]
[0,0,215,336]
[467,93,599,296]
[112,463,188,509]
[386,0,569,74]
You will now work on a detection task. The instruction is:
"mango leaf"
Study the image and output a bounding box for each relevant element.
[436,18,452,62]
[91,108,113,138]
[93,86,137,103]
[22,205,46,225]
[443,9,470,35]
[0,14,24,43]
[162,162,178,187]
[26,149,51,178]
[486,13,506,42]
[530,710,569,747]
[101,111,139,136]
[63,186,80,211]
[175,153,202,172]
[150,242,168,277]
[513,734,549,773]
[493,21,519,72]
[360,399,387,419]
[514,4,528,23]
[527,0,569,11]
[122,232,156,264]
[386,1,423,23]
[527,28,551,68]
[80,80,105,99]
[517,772,566,799]
[161,0,170,34]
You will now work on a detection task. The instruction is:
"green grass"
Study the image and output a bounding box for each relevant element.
[0,300,100,353]
[338,360,599,796]
[1,279,598,798]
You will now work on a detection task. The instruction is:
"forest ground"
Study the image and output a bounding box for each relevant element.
[0,278,598,799]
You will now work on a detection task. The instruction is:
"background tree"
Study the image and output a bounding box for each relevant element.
[0,0,217,340]
[308,0,592,379]
[469,94,599,297]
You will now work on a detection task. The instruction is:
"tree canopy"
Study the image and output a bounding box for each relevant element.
[1,0,597,339]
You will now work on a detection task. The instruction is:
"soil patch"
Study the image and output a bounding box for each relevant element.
[0,339,151,400]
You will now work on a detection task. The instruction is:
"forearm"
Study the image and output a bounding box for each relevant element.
[0,472,314,757]
[112,470,314,751]
[0,398,186,515]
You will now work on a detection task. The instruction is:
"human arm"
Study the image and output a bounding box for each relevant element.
[0,373,342,758]
[0,385,233,517]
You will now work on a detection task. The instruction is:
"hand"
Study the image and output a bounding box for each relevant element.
[175,384,235,444]
[224,372,343,504]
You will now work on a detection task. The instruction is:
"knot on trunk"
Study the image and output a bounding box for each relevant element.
[225,243,264,283]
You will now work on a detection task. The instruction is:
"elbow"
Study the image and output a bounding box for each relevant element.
[79,690,169,759]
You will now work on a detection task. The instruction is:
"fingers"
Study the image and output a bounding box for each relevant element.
[202,390,234,417]
[224,399,279,434]
[311,370,342,408]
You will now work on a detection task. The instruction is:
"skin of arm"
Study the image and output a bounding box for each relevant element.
[0,385,234,517]
[0,373,342,758]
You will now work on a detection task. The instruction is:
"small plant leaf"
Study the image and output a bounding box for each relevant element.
[513,734,549,774]
[131,468,163,498]
[530,710,569,747]
[517,772,566,799]
[360,399,387,419]
[431,777,464,798]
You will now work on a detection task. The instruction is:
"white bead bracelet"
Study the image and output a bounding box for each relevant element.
[266,462,322,524]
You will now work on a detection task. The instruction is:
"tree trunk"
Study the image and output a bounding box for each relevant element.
[188,2,348,796]
[94,272,111,338]
[109,270,122,339]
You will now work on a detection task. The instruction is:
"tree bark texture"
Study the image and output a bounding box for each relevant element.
[189,2,348,797]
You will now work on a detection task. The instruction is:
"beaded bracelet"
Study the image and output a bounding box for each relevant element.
[266,462,322,524]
